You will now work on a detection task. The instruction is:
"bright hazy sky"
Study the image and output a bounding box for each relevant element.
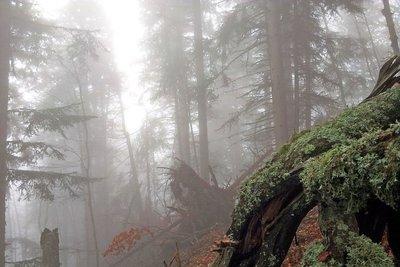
[38,0,146,132]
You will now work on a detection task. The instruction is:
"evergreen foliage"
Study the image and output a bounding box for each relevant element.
[7,169,87,201]
[5,104,96,201]
[9,105,95,137]
[215,0,369,145]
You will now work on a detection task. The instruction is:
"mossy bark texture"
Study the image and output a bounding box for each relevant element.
[212,78,400,266]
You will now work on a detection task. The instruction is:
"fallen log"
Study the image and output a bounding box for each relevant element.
[212,56,400,266]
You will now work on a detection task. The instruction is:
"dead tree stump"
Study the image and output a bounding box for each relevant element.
[40,228,60,267]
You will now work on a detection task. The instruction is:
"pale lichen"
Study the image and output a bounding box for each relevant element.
[229,87,400,239]
[301,233,394,267]
[301,124,400,213]
[346,233,394,267]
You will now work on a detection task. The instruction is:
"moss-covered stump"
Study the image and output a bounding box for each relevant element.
[212,58,400,266]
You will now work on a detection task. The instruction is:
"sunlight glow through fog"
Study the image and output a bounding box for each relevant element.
[102,0,147,133]
[38,0,146,133]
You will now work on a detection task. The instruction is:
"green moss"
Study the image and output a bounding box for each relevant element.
[301,124,400,213]
[229,88,400,239]
[346,233,394,267]
[301,242,341,267]
[316,213,393,266]
[302,217,394,267]
[301,234,394,267]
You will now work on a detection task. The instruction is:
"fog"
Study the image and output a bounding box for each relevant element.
[0,0,399,266]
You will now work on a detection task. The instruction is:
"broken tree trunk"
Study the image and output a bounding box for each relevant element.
[40,228,60,267]
[169,162,234,232]
[212,56,400,267]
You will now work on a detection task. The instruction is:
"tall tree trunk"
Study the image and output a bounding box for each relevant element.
[281,1,294,133]
[193,0,210,181]
[0,1,10,266]
[176,87,191,164]
[293,0,300,133]
[265,0,289,146]
[303,2,312,129]
[189,105,199,172]
[144,125,153,224]
[174,88,191,164]
[382,0,400,54]
[362,12,381,68]
[354,15,376,81]
[323,14,347,107]
[174,10,191,165]
[75,75,100,267]
[304,48,312,129]
[117,92,144,226]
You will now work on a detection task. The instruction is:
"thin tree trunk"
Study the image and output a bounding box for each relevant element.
[193,0,210,181]
[354,15,377,81]
[280,1,294,133]
[293,0,300,132]
[144,125,152,224]
[304,49,312,129]
[323,14,347,107]
[176,90,191,164]
[362,12,381,67]
[265,0,289,145]
[75,75,100,267]
[117,91,144,226]
[303,2,312,129]
[174,12,191,165]
[0,1,10,266]
[382,0,400,54]
[189,105,199,173]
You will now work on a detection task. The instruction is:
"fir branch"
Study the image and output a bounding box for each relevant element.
[9,104,96,137]
[7,169,89,201]
[7,141,65,166]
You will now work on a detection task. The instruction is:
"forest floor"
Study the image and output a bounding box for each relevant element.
[181,224,227,266]
[282,208,322,267]
[182,208,322,266]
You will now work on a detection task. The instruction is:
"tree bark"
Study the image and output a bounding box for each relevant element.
[193,0,210,181]
[265,0,289,146]
[362,12,381,68]
[117,91,144,226]
[41,228,60,267]
[74,73,100,267]
[323,14,347,107]
[303,2,312,129]
[354,15,377,81]
[0,1,10,266]
[382,0,400,54]
[293,0,300,133]
[173,9,191,165]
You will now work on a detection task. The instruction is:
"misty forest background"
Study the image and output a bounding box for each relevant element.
[1,0,400,266]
